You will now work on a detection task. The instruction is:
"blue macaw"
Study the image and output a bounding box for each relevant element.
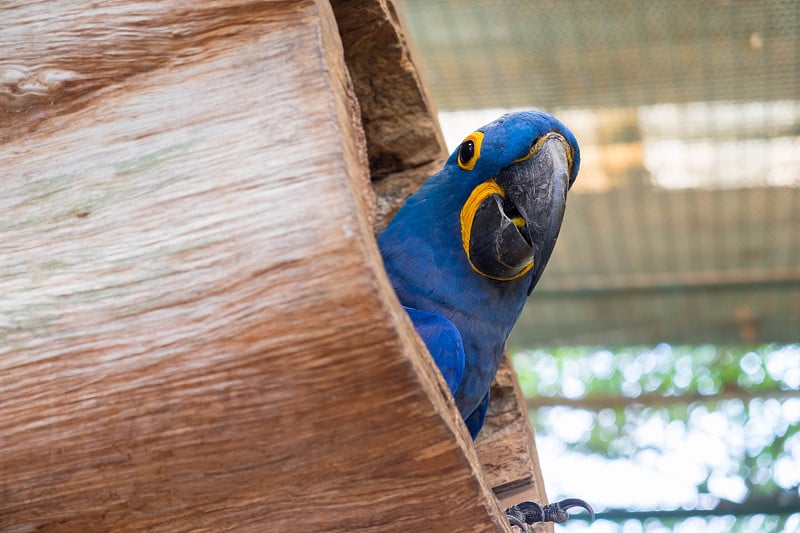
[378,110,593,526]
[379,110,579,436]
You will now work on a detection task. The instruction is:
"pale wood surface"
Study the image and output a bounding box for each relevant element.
[0,1,507,530]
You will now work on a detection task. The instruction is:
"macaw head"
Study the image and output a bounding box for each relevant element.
[447,111,580,295]
[380,110,580,312]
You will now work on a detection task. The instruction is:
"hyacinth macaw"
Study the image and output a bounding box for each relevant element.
[379,110,578,435]
[378,110,593,526]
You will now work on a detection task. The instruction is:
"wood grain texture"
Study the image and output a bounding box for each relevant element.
[0,1,508,530]
[476,357,554,533]
[332,0,552,522]
[332,0,552,515]
[331,0,448,231]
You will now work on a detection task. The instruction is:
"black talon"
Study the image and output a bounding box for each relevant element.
[541,498,595,523]
[516,501,545,523]
[505,500,542,530]
[505,497,594,526]
[506,513,527,530]
[505,505,529,530]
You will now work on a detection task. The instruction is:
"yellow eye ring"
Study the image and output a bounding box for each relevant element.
[457,131,484,171]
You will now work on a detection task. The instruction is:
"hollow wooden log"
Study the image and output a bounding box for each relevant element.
[1,1,550,530]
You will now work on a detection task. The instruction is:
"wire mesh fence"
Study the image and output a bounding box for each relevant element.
[399,0,800,345]
[401,0,798,110]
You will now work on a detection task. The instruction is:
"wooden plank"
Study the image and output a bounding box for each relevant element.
[0,1,509,530]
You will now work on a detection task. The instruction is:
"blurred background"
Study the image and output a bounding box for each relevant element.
[397,1,800,531]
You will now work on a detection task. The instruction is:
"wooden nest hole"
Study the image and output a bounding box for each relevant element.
[1,1,551,530]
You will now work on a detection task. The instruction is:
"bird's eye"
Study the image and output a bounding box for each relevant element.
[457,131,484,171]
[459,141,474,164]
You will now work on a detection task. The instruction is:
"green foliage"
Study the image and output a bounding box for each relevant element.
[512,344,800,529]
[515,344,798,402]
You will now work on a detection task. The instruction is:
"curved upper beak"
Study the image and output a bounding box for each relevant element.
[465,134,571,292]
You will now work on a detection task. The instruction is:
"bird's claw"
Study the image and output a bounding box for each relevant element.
[505,498,594,529]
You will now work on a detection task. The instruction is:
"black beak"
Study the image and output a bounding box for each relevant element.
[466,134,571,291]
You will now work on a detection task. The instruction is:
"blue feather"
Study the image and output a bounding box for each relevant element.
[403,306,464,395]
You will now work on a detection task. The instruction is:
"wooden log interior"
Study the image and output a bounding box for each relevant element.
[330,0,449,231]
[1,0,550,530]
